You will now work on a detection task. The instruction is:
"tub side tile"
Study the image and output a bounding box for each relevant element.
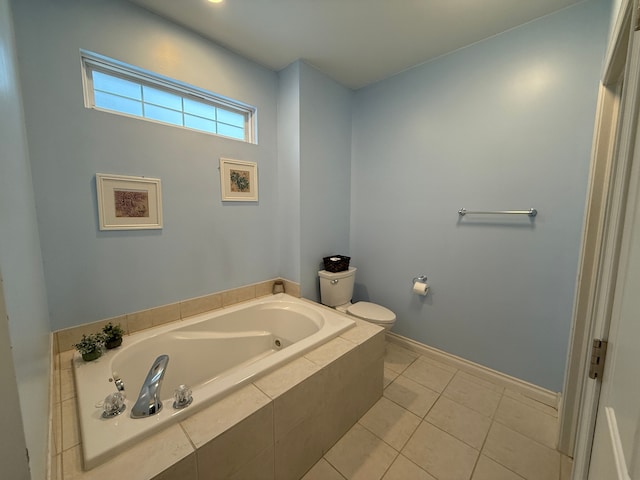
[51,452,62,480]
[53,397,63,455]
[59,350,75,370]
[127,303,180,332]
[53,331,60,357]
[152,302,181,327]
[222,285,256,306]
[54,344,61,371]
[195,402,274,479]
[273,368,327,440]
[275,412,327,480]
[61,445,83,479]
[180,293,222,319]
[255,280,275,298]
[126,309,153,333]
[283,280,300,297]
[324,330,386,386]
[228,445,275,480]
[323,356,384,449]
[181,384,271,448]
[53,360,62,405]
[60,367,75,402]
[254,356,320,399]
[151,452,198,480]
[61,398,80,452]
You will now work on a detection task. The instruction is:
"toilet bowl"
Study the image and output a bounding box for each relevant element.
[318,267,396,330]
[336,301,396,330]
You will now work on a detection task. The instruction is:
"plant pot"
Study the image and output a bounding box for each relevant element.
[105,337,123,349]
[81,349,102,362]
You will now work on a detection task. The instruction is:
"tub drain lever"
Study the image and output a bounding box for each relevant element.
[111,371,125,392]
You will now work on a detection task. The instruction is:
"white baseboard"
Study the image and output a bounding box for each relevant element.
[386,332,560,409]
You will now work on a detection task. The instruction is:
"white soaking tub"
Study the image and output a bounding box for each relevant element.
[73,293,355,469]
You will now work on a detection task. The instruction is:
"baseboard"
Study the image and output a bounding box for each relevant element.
[386,332,559,409]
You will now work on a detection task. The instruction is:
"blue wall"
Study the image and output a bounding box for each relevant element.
[9,0,611,395]
[0,0,51,477]
[299,62,353,300]
[12,0,280,331]
[276,60,353,300]
[277,62,302,284]
[350,0,610,391]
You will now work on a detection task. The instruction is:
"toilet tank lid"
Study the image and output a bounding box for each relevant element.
[318,267,357,279]
[347,302,396,322]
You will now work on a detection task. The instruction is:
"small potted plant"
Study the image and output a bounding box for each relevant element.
[73,333,105,362]
[102,322,125,349]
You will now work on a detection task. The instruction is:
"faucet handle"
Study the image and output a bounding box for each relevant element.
[173,384,193,409]
[102,392,126,418]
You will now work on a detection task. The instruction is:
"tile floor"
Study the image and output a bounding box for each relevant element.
[302,342,572,480]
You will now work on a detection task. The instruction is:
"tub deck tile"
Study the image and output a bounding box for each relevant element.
[180,384,271,449]
[254,356,321,399]
[62,424,194,480]
[304,336,355,367]
[339,318,383,345]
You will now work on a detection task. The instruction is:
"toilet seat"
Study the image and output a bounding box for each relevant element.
[347,301,396,325]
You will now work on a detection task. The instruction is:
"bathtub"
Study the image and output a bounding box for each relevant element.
[73,293,355,469]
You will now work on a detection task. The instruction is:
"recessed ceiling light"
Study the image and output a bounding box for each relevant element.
[207,0,224,4]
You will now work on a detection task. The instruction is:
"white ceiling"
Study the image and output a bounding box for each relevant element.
[128,0,586,89]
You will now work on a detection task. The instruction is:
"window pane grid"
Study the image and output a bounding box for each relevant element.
[83,55,254,142]
[94,88,141,105]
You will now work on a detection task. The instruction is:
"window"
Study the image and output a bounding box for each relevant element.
[81,50,256,143]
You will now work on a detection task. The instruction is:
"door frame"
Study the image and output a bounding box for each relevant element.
[558,0,640,477]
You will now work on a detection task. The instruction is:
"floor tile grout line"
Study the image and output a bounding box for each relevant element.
[491,416,560,451]
[469,389,512,480]
[480,418,561,480]
[381,387,439,421]
[321,453,344,479]
[355,419,404,455]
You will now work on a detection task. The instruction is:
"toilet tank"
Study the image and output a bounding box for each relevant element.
[318,267,357,307]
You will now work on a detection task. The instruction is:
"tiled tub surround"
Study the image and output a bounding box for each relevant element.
[74,294,356,469]
[50,291,385,479]
[53,278,301,354]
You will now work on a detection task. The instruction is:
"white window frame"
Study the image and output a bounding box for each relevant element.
[80,50,257,144]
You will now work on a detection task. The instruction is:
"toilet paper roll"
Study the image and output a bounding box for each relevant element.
[413,281,429,296]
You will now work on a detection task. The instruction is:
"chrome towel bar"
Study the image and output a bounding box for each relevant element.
[458,208,537,217]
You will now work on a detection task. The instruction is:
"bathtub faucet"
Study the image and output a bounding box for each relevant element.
[131,354,169,419]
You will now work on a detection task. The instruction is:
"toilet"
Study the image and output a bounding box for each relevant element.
[318,267,396,330]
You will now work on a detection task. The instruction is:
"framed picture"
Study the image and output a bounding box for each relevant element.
[96,174,163,230]
[219,158,258,202]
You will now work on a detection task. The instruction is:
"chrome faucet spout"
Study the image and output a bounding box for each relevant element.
[131,354,169,419]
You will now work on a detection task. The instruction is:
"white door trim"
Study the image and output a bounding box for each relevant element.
[559,0,631,458]
[569,1,640,477]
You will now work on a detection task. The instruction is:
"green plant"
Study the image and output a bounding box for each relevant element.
[102,322,124,341]
[73,333,105,355]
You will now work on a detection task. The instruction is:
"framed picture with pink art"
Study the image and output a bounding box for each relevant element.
[219,158,258,202]
[96,173,163,230]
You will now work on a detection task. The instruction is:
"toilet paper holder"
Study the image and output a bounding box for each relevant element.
[412,275,428,285]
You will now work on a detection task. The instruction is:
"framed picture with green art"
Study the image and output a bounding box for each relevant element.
[219,158,258,202]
